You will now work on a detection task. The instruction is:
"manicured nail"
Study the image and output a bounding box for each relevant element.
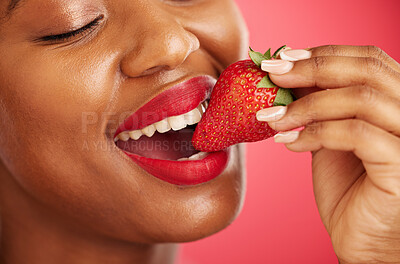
[275,47,292,59]
[261,60,294,75]
[274,131,300,143]
[280,49,312,62]
[256,106,287,122]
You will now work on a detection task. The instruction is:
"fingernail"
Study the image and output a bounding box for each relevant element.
[275,47,292,59]
[280,49,312,62]
[274,131,300,143]
[256,106,287,122]
[261,60,294,75]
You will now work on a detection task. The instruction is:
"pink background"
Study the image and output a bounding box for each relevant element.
[179,0,400,263]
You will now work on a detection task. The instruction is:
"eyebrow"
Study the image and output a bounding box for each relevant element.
[7,0,24,15]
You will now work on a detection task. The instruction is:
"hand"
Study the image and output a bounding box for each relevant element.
[257,45,400,264]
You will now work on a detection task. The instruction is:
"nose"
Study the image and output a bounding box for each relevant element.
[120,6,200,77]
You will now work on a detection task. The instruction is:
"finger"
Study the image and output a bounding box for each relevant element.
[264,56,400,99]
[308,45,400,73]
[274,120,400,194]
[257,86,400,137]
[279,45,400,73]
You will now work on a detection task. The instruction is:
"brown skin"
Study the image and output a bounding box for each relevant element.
[2,0,399,263]
[267,46,400,263]
[0,0,248,263]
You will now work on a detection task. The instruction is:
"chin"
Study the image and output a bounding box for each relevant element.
[94,144,247,244]
[148,144,246,243]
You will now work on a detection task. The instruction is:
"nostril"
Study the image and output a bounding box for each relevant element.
[139,65,168,77]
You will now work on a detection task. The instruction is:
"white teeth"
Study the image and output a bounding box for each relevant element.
[177,152,208,162]
[118,132,130,142]
[200,102,207,114]
[129,130,143,140]
[168,115,187,131]
[189,152,208,161]
[142,124,156,137]
[115,100,209,142]
[155,119,171,133]
[198,104,205,115]
[184,108,202,125]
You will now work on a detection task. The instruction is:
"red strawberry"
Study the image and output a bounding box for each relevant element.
[192,46,293,152]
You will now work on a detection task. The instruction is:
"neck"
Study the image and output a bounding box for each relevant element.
[0,171,178,264]
[1,222,178,264]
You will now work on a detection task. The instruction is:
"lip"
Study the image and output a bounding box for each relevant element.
[123,149,231,186]
[114,75,230,186]
[114,75,216,138]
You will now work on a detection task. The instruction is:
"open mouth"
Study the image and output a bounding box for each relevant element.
[112,75,230,186]
[114,100,209,161]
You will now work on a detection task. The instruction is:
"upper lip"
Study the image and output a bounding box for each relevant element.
[113,75,216,138]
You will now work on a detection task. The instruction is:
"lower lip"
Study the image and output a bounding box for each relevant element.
[122,149,230,186]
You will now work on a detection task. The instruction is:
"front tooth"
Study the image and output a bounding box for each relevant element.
[142,125,156,137]
[198,152,208,159]
[188,153,201,161]
[155,119,171,133]
[198,104,205,115]
[188,152,208,161]
[203,100,209,109]
[129,130,143,140]
[118,132,130,142]
[177,157,189,161]
[168,115,187,131]
[200,102,207,113]
[184,108,202,125]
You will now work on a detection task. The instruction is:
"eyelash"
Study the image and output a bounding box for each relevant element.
[40,15,104,42]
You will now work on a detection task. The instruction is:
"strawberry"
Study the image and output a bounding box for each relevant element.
[192,46,293,152]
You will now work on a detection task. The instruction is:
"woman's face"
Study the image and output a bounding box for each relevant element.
[0,0,248,242]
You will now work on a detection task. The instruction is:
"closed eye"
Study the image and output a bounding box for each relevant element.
[38,15,104,43]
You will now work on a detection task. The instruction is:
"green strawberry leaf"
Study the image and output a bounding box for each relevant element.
[249,47,267,67]
[256,75,276,88]
[272,45,287,59]
[273,88,293,106]
[263,48,271,60]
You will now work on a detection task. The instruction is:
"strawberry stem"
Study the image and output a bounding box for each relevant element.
[273,88,293,106]
[248,47,266,67]
[257,75,276,88]
[248,46,293,106]
[249,45,287,67]
[263,48,272,59]
[272,45,287,59]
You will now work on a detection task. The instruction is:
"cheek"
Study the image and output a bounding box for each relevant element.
[0,46,122,217]
[2,47,119,134]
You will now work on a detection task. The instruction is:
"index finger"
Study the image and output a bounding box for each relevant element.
[308,45,400,73]
[265,56,400,99]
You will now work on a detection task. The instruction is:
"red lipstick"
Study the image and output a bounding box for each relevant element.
[114,75,216,137]
[124,150,230,185]
[114,75,231,186]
